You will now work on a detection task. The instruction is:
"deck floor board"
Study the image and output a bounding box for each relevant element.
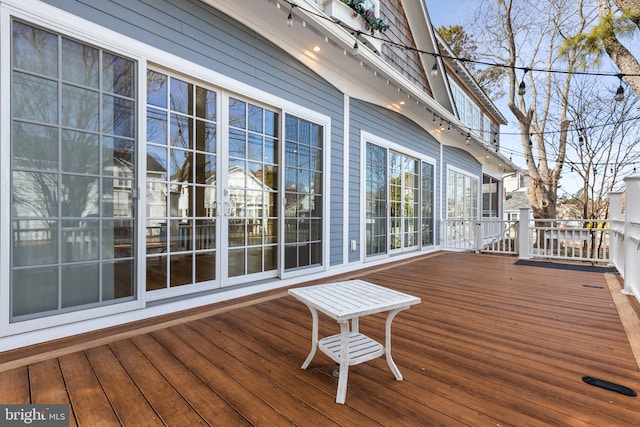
[1,252,640,426]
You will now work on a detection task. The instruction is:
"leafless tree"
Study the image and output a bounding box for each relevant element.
[563,75,640,219]
[471,0,594,220]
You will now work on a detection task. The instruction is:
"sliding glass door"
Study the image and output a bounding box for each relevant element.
[225,97,280,281]
[365,141,434,257]
[389,152,419,253]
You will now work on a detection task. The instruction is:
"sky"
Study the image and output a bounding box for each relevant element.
[427,1,639,196]
[427,0,590,195]
[427,0,480,28]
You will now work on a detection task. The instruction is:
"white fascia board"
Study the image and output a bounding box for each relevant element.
[201,1,459,129]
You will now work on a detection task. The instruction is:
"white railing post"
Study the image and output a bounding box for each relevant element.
[518,208,531,259]
[610,192,624,222]
[623,177,640,297]
[609,191,624,272]
[474,221,483,252]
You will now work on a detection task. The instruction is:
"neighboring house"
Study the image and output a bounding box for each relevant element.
[1,0,516,350]
[503,170,533,221]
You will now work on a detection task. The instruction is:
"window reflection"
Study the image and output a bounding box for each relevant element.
[12,21,58,77]
[12,122,58,170]
[103,95,135,137]
[12,220,58,267]
[227,98,280,277]
[62,38,99,87]
[103,52,134,97]
[170,77,192,115]
[62,130,99,174]
[147,108,168,144]
[146,71,218,289]
[13,73,58,124]
[13,171,58,218]
[147,71,167,108]
[284,114,322,270]
[11,21,136,320]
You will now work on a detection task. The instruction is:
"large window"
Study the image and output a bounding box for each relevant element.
[284,115,323,270]
[11,21,136,320]
[421,162,434,246]
[390,152,419,251]
[365,143,387,256]
[365,141,434,257]
[447,168,479,220]
[450,81,493,143]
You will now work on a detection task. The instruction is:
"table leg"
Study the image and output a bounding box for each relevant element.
[301,306,319,369]
[336,320,351,404]
[385,307,407,381]
[351,317,359,333]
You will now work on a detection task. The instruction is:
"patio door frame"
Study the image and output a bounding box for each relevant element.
[218,95,281,287]
[360,131,436,259]
[143,72,332,298]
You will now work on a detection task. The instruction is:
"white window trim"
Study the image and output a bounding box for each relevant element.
[0,0,332,340]
[359,131,437,261]
[0,0,149,338]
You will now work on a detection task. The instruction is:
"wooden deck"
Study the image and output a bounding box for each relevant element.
[2,252,640,426]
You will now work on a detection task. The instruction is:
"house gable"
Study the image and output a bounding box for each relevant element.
[380,0,431,97]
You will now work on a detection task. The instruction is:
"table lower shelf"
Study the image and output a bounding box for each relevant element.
[318,332,385,365]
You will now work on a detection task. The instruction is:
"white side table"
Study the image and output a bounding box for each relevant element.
[288,280,420,404]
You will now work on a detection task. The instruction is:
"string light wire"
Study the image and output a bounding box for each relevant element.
[278,0,640,173]
[279,0,640,79]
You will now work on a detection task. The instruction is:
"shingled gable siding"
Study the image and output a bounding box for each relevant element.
[39,0,347,267]
[380,0,431,97]
[349,99,441,259]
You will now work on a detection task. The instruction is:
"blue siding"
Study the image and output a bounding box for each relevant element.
[443,146,482,177]
[41,0,347,266]
[349,99,441,261]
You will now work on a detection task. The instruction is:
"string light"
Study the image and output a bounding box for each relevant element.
[278,1,640,80]
[615,74,625,102]
[518,68,529,95]
[431,62,438,76]
[498,141,639,166]
[287,5,295,27]
[277,0,640,174]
